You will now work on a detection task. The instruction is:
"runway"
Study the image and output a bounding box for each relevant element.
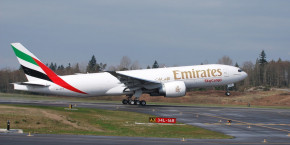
[0,100,290,145]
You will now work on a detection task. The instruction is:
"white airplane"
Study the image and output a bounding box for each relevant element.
[11,43,247,106]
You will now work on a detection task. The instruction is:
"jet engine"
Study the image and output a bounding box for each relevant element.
[158,81,186,97]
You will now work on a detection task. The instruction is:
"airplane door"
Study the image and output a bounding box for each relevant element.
[223,68,229,77]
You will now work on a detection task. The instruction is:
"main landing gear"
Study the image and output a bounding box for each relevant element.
[122,90,146,106]
[122,98,146,106]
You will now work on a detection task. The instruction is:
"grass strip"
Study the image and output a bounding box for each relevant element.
[0,104,231,139]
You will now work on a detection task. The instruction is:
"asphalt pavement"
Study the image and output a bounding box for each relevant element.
[0,99,290,145]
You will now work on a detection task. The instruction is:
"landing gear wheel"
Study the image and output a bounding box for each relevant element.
[140,100,146,106]
[129,100,135,105]
[134,100,140,105]
[225,92,231,96]
[124,95,133,105]
[122,99,128,104]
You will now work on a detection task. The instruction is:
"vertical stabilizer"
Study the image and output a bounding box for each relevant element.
[11,43,87,94]
[11,43,50,82]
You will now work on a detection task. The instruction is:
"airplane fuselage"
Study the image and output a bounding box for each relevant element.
[14,64,247,97]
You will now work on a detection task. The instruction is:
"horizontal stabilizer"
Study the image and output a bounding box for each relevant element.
[12,82,50,87]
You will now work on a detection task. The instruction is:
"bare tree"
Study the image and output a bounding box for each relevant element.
[119,56,131,71]
[243,61,254,71]
[242,61,254,87]
[159,64,166,68]
[107,66,117,71]
[217,56,233,65]
[130,61,141,70]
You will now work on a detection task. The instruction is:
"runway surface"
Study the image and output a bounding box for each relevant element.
[0,99,290,145]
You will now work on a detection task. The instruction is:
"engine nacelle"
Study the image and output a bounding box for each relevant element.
[159,81,186,97]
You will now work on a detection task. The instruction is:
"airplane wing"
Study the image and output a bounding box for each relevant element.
[106,71,161,91]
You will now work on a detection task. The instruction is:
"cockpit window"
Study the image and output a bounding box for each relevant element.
[238,69,243,72]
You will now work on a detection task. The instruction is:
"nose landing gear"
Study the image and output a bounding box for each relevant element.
[225,83,234,96]
[225,91,231,96]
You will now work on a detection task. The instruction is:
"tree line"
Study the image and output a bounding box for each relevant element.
[0,50,289,93]
[217,51,290,90]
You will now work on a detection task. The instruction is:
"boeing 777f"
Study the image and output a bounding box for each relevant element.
[11,43,248,106]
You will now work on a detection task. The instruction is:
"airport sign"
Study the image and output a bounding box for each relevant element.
[149,117,176,123]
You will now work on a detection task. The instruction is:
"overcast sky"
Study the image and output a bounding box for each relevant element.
[1,0,290,69]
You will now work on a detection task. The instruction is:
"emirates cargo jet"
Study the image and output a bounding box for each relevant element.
[11,43,247,106]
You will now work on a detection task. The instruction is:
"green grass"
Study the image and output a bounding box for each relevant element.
[0,104,231,139]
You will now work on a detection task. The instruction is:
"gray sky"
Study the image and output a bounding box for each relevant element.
[1,0,290,69]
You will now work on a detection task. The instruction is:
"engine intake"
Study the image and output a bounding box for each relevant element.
[159,81,186,97]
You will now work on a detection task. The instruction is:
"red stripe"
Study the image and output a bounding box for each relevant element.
[33,58,87,94]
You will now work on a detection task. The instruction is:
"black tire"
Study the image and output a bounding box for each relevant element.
[225,92,231,96]
[134,100,140,105]
[140,100,146,106]
[122,99,128,104]
[129,100,135,105]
